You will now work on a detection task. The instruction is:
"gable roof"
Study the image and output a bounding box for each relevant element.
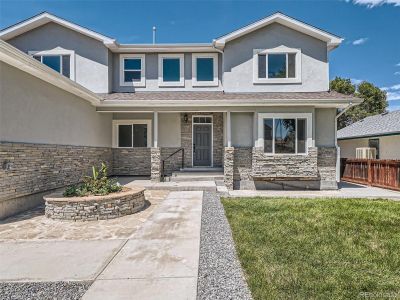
[0,12,117,49]
[1,12,342,52]
[0,40,101,106]
[337,111,400,140]
[214,12,343,50]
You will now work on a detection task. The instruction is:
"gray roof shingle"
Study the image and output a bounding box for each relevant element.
[337,110,400,139]
[99,91,356,101]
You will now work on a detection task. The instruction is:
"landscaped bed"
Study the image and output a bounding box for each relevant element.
[222,197,400,299]
[44,162,146,221]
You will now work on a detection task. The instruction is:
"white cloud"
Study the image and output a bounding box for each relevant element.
[395,71,400,75]
[381,83,400,101]
[351,78,364,84]
[387,91,400,101]
[351,0,400,8]
[352,38,368,45]
[396,63,400,67]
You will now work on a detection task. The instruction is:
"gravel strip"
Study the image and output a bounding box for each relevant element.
[0,281,92,300]
[197,192,252,300]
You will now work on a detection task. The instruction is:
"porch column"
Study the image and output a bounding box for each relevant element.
[153,111,158,148]
[151,111,161,182]
[226,111,231,147]
[224,111,234,190]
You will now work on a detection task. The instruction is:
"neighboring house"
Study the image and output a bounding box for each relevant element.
[0,12,362,218]
[338,111,400,160]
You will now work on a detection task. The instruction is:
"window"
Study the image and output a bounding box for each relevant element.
[30,49,75,80]
[253,46,301,84]
[192,53,218,86]
[259,113,311,155]
[113,120,152,148]
[158,54,184,87]
[368,138,380,159]
[193,116,212,123]
[120,54,145,87]
[33,54,71,78]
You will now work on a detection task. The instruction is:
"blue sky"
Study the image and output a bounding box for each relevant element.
[1,0,399,110]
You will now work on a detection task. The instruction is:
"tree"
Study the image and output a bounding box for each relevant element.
[330,77,388,129]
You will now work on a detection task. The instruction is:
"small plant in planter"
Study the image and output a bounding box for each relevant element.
[63,162,122,197]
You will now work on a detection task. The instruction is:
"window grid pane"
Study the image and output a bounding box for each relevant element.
[42,55,61,73]
[297,119,306,154]
[264,118,273,153]
[258,54,266,79]
[288,54,296,78]
[124,58,141,70]
[163,58,180,82]
[118,125,133,147]
[274,118,296,154]
[268,54,287,78]
[62,55,70,78]
[124,71,141,82]
[132,124,147,147]
[196,58,213,81]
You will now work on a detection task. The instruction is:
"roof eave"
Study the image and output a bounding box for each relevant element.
[214,12,343,49]
[0,12,116,47]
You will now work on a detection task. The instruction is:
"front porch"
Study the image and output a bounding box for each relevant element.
[108,110,338,190]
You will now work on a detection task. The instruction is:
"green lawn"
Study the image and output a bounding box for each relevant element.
[222,197,400,300]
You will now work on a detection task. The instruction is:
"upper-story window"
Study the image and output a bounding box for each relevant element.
[120,54,145,87]
[158,54,184,87]
[192,53,218,87]
[253,46,301,84]
[29,49,75,80]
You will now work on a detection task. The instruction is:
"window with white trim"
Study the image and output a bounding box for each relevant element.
[192,53,218,87]
[120,54,145,87]
[158,54,184,87]
[30,49,75,79]
[258,113,311,155]
[113,120,152,148]
[253,46,301,84]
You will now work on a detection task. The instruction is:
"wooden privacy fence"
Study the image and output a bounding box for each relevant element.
[342,159,400,191]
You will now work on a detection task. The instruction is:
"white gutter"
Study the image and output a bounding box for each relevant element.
[335,101,354,183]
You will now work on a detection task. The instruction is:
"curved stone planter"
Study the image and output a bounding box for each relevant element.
[44,187,146,221]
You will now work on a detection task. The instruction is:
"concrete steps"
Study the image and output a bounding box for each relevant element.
[146,181,217,192]
[168,168,224,183]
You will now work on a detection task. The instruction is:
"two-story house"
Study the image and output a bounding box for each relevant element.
[0,12,362,218]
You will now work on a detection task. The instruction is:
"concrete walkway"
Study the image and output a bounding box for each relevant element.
[82,191,203,300]
[229,182,400,200]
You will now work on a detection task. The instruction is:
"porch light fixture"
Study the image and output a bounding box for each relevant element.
[184,113,188,123]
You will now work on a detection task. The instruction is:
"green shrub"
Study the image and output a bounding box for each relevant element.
[63,162,122,197]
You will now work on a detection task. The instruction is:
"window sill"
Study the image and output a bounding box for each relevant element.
[254,78,302,84]
[192,80,219,87]
[120,81,146,87]
[158,81,185,87]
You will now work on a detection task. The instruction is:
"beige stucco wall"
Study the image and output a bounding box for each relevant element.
[158,113,181,147]
[231,112,253,147]
[338,135,400,159]
[315,108,336,147]
[0,62,112,147]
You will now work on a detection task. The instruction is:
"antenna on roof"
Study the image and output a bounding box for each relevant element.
[152,26,156,44]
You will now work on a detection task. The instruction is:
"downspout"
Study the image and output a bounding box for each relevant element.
[335,101,353,182]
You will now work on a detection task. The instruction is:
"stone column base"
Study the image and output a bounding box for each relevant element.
[224,147,234,190]
[151,147,161,182]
